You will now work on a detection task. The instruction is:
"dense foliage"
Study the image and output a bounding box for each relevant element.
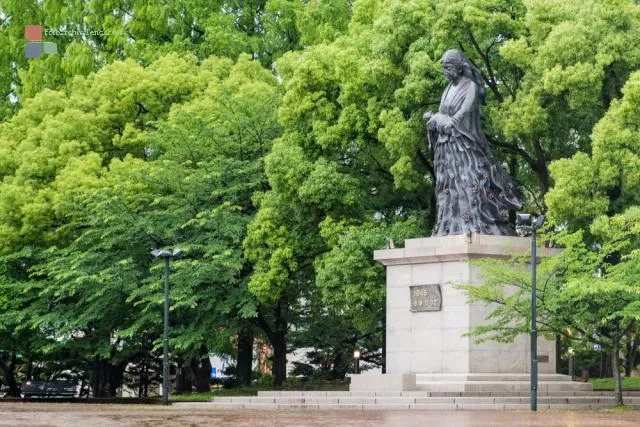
[1,0,639,396]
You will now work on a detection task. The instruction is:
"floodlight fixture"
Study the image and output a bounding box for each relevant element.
[516,213,532,227]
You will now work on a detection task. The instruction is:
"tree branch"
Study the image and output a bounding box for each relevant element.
[466,30,504,103]
[485,135,536,167]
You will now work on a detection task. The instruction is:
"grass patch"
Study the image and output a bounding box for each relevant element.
[589,377,640,390]
[170,391,216,401]
[599,405,636,413]
[170,388,258,401]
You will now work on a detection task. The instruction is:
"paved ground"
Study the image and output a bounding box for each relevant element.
[1,402,639,426]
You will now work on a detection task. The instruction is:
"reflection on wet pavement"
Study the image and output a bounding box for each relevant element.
[0,403,638,426]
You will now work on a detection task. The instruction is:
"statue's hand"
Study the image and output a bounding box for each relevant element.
[438,115,453,134]
[425,112,438,131]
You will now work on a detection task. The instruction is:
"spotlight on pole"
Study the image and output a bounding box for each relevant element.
[516,213,532,227]
[151,247,182,405]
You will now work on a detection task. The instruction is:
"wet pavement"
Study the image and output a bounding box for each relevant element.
[1,402,639,426]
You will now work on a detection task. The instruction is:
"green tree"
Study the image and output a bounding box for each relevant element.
[0,53,282,394]
[245,0,640,381]
[544,69,640,405]
[0,0,353,121]
[460,70,640,406]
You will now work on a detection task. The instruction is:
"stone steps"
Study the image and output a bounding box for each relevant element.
[416,373,572,382]
[412,374,593,393]
[416,380,593,392]
[350,373,590,393]
[256,390,640,397]
[215,396,640,404]
[206,391,640,410]
[206,401,640,411]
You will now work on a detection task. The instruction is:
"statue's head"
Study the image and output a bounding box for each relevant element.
[438,49,486,101]
[441,49,466,81]
[441,49,466,66]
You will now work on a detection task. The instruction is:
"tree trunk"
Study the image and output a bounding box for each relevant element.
[556,336,561,374]
[0,352,19,396]
[138,357,146,397]
[109,361,127,397]
[612,340,624,406]
[600,351,612,378]
[91,357,103,397]
[194,346,212,392]
[91,357,126,397]
[625,335,637,377]
[631,338,639,374]
[236,328,254,387]
[143,357,149,397]
[253,299,288,387]
[625,339,632,377]
[382,302,387,374]
[174,361,193,394]
[271,329,287,386]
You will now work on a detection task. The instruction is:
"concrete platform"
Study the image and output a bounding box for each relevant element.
[350,372,592,393]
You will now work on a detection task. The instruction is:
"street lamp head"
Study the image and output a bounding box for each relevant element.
[151,249,172,258]
[353,350,361,359]
[534,215,546,229]
[516,213,532,227]
[151,248,183,259]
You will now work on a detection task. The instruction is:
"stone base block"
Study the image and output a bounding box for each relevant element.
[375,234,559,375]
[350,373,416,392]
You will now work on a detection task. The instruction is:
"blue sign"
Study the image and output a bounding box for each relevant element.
[211,367,217,378]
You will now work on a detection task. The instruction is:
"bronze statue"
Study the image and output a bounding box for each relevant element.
[424,49,523,236]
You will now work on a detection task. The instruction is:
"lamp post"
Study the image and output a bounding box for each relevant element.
[568,347,575,380]
[516,213,546,412]
[151,248,182,405]
[353,350,361,375]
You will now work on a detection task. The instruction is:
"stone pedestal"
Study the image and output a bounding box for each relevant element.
[351,233,560,392]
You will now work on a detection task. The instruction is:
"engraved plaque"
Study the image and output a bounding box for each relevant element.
[538,355,549,363]
[410,284,442,312]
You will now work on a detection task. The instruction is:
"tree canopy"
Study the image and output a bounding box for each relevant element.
[1,0,639,394]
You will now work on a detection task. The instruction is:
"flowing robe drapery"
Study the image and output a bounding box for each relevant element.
[427,77,523,236]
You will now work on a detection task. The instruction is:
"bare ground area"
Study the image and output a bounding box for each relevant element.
[1,402,639,426]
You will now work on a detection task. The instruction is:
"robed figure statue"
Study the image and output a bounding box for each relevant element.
[424,49,523,236]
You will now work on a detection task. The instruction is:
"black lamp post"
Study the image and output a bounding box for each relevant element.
[151,248,182,405]
[568,347,575,380]
[353,350,361,375]
[516,213,546,412]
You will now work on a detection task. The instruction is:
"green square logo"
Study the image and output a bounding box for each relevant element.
[43,42,57,55]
